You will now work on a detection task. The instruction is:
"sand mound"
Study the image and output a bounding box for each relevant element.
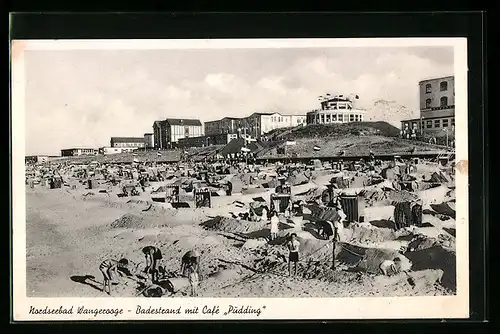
[407,269,445,290]
[200,216,268,234]
[347,223,396,245]
[175,235,221,250]
[408,234,439,251]
[209,268,243,282]
[109,213,168,229]
[357,248,412,274]
[242,238,267,249]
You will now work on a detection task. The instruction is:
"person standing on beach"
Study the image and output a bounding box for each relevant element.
[184,257,202,297]
[225,180,233,196]
[270,211,279,241]
[181,250,202,296]
[287,233,300,277]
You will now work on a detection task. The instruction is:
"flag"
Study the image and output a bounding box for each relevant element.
[313,145,321,151]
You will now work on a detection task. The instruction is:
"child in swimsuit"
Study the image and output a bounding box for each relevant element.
[142,246,163,283]
[99,258,129,295]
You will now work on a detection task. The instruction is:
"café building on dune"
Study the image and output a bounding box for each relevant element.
[306,94,366,125]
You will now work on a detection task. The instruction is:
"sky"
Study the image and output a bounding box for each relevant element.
[23,46,453,155]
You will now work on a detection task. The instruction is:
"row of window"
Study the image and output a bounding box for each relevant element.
[309,113,364,123]
[406,117,455,130]
[425,81,448,93]
[425,96,449,108]
[114,142,144,147]
[426,118,454,129]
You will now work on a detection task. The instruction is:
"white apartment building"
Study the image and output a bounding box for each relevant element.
[205,112,306,139]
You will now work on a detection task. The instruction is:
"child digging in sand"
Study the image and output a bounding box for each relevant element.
[99,258,129,296]
[379,257,402,276]
[142,245,163,283]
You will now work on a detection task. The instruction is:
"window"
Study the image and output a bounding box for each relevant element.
[442,119,449,127]
[451,118,455,126]
[412,122,417,129]
[326,114,331,122]
[349,115,354,122]
[440,81,448,91]
[355,115,359,122]
[440,96,448,107]
[426,84,432,93]
[426,99,432,108]
[426,120,432,128]
[332,114,337,122]
[434,119,441,128]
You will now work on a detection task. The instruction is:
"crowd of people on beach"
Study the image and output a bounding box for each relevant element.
[26,152,426,298]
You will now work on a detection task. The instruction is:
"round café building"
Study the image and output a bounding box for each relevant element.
[306,95,366,125]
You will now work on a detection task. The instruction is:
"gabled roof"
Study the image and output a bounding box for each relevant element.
[165,118,202,126]
[418,75,454,84]
[250,112,274,116]
[110,137,145,143]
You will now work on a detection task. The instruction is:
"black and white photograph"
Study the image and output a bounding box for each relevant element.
[12,38,469,320]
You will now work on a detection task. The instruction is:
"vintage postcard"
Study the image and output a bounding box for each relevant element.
[11,38,469,320]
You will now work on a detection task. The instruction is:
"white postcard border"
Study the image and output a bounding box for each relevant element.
[12,38,469,321]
